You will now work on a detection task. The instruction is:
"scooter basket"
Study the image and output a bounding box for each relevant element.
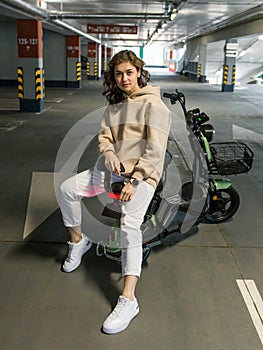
[209,142,254,175]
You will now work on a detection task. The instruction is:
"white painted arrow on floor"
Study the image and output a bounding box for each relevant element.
[23,172,65,239]
[233,124,263,146]
[23,134,96,239]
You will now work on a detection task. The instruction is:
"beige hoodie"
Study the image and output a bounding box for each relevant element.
[98,85,171,189]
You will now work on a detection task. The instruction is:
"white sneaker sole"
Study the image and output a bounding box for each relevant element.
[102,306,139,334]
[63,240,93,273]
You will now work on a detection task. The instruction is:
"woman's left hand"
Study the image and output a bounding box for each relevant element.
[119,182,137,202]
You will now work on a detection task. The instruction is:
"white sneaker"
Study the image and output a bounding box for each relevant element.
[62,234,92,272]
[103,296,139,334]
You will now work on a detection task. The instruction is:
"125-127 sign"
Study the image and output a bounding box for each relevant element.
[18,38,38,45]
[17,36,41,58]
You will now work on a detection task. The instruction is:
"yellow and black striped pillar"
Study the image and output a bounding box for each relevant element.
[197,63,201,80]
[93,61,98,79]
[222,64,230,91]
[197,63,206,82]
[76,61,81,82]
[222,40,238,92]
[232,65,236,86]
[86,61,90,78]
[42,68,45,98]
[35,68,43,101]
[102,59,107,73]
[223,65,228,86]
[17,67,24,100]
[17,19,44,112]
[222,64,236,92]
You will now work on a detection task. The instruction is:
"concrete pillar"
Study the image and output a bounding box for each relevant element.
[197,44,207,82]
[86,59,90,79]
[98,40,102,79]
[106,47,113,68]
[66,36,81,88]
[87,42,99,80]
[16,19,44,112]
[222,40,238,92]
[101,45,107,76]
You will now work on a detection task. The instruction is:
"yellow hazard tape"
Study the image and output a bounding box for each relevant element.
[17,67,24,99]
[35,67,44,100]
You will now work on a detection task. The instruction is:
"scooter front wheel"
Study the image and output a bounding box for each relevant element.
[205,186,240,223]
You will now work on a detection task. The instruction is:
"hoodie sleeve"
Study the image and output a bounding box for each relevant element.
[98,108,116,155]
[131,103,171,185]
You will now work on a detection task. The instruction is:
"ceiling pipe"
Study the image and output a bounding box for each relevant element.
[1,0,49,19]
[49,12,170,21]
[0,1,40,19]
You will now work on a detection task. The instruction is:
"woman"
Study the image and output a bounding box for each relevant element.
[59,50,171,334]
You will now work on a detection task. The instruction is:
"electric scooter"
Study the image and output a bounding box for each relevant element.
[96,89,254,263]
[163,90,254,223]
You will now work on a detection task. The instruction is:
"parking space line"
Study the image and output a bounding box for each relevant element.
[236,279,263,345]
[245,280,263,322]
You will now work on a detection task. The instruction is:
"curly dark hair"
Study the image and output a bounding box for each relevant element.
[102,50,151,105]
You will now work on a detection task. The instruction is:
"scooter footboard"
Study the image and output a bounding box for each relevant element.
[154,193,206,231]
[140,188,206,246]
[160,225,199,245]
[154,197,181,229]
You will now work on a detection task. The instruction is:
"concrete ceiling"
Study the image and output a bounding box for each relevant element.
[0,0,262,48]
[0,0,262,83]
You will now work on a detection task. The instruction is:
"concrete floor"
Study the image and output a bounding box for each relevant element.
[0,70,263,350]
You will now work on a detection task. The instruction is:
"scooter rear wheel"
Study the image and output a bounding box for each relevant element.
[205,186,240,223]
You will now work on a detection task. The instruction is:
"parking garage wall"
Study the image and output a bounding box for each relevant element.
[0,21,18,86]
[43,30,67,87]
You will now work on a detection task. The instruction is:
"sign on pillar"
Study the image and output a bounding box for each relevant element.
[222,41,238,92]
[87,42,99,80]
[66,36,81,88]
[169,50,176,73]
[16,19,44,112]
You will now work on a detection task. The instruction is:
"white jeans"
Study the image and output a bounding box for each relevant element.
[59,169,155,277]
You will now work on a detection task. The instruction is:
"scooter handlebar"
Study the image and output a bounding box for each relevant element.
[163,90,211,129]
[163,92,173,99]
[163,91,185,101]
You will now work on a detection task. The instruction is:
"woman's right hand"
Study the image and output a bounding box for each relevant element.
[105,151,121,175]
